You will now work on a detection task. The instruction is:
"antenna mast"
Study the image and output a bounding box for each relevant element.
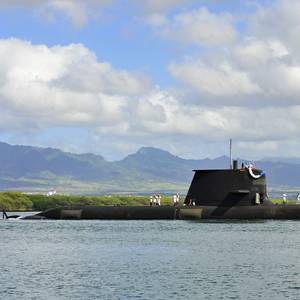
[229,138,232,169]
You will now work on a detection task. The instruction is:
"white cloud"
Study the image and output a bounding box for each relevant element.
[132,0,195,14]
[250,0,300,59]
[169,60,261,97]
[1,37,300,160]
[0,38,146,130]
[0,0,113,27]
[3,1,300,160]
[0,0,238,28]
[132,0,300,159]
[151,7,237,47]
[234,39,289,68]
[162,1,300,105]
[49,1,88,27]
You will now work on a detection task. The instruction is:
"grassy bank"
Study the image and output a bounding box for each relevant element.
[271,198,297,205]
[0,192,297,211]
[0,192,175,211]
[0,192,33,211]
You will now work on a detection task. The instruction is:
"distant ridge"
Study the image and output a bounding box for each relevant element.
[0,141,300,193]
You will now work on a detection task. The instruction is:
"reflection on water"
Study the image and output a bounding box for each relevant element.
[1,217,300,299]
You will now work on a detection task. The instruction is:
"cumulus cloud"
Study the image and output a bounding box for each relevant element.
[152,7,237,47]
[0,0,233,27]
[2,1,300,159]
[0,38,147,131]
[0,35,300,160]
[0,0,197,27]
[161,1,300,107]
[233,39,289,68]
[250,0,300,59]
[131,0,195,15]
[0,39,288,147]
[169,60,261,97]
[0,0,113,27]
[136,0,300,158]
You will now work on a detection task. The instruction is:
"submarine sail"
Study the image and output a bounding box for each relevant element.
[184,165,271,207]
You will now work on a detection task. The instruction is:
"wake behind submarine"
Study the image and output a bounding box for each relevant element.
[24,160,300,220]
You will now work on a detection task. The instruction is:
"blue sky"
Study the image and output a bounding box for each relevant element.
[0,3,184,86]
[0,0,299,160]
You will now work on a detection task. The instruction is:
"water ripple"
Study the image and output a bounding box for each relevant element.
[0,218,300,299]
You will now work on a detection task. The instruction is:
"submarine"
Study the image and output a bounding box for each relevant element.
[23,159,300,220]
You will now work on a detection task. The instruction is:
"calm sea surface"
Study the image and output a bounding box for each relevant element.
[1,214,300,300]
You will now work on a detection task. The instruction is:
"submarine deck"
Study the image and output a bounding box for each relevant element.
[23,205,300,220]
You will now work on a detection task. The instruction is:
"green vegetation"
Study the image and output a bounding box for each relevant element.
[28,194,176,211]
[271,198,297,205]
[0,192,176,211]
[0,192,298,211]
[0,192,33,211]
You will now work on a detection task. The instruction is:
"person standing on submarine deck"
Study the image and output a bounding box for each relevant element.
[2,211,8,219]
[282,193,287,205]
[149,196,153,206]
[157,195,161,206]
[296,193,300,204]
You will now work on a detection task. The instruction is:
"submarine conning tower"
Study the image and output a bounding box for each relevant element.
[184,161,271,207]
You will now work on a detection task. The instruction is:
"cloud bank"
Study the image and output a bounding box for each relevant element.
[1,1,300,159]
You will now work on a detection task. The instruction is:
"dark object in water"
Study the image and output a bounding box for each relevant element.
[6,215,20,219]
[1,212,20,219]
[24,206,179,220]
[24,162,300,220]
[23,204,300,220]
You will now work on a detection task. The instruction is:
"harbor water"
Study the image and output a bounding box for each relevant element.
[1,216,300,299]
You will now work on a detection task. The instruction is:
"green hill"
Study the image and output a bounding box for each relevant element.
[1,141,300,194]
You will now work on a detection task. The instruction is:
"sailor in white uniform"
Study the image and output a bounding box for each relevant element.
[296,193,300,204]
[282,193,287,205]
[173,194,177,206]
[157,195,161,206]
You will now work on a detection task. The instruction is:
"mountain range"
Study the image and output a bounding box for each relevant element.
[0,141,300,194]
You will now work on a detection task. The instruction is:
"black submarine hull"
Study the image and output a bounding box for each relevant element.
[24,205,300,220]
[21,163,300,221]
